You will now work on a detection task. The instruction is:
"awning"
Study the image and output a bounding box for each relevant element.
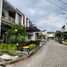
[26,26,40,32]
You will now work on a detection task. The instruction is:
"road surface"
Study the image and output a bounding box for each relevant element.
[7,40,67,67]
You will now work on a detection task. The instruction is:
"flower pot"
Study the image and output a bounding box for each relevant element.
[23,46,29,52]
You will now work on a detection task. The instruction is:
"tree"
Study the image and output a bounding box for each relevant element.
[7,23,28,44]
[38,33,46,39]
[55,31,62,38]
[55,31,64,41]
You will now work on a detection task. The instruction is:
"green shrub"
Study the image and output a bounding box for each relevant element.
[64,39,67,42]
[23,44,36,51]
[29,44,36,51]
[7,44,17,51]
[17,41,40,51]
[29,41,40,46]
[0,43,7,50]
[7,23,28,44]
[0,43,17,51]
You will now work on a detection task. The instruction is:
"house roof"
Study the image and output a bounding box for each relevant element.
[62,25,65,29]
[3,0,23,16]
[26,26,40,32]
[3,0,16,12]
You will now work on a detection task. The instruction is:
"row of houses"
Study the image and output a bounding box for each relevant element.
[0,0,40,42]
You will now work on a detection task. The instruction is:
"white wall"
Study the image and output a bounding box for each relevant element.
[47,34,54,37]
[0,0,3,35]
[41,31,47,39]
[0,0,3,19]
[24,16,27,27]
[65,23,67,32]
[61,28,65,32]
[15,13,19,24]
[27,19,30,27]
[21,15,23,25]
[31,32,36,41]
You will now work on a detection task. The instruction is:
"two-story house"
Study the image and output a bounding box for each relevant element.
[0,0,29,41]
[0,0,40,42]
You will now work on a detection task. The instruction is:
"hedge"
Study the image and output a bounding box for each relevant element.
[0,43,17,51]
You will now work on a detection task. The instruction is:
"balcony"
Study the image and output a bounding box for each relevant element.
[2,16,15,23]
[8,16,15,22]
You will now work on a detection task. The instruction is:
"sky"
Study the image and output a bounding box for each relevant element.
[7,0,67,32]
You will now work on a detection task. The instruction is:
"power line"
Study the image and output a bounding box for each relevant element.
[46,0,67,20]
[46,0,67,12]
[59,0,67,6]
[43,0,67,22]
[55,0,67,8]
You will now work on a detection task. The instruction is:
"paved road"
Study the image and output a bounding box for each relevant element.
[7,40,67,67]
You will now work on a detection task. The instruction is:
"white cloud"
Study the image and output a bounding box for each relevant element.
[28,8,46,17]
[36,14,65,31]
[28,9,36,15]
[7,0,66,31]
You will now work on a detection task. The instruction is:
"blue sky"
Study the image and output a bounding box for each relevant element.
[7,0,67,32]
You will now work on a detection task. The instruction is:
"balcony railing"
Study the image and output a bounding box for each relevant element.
[8,16,15,22]
[2,16,15,23]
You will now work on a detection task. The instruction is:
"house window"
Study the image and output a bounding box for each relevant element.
[2,11,5,17]
[9,11,15,18]
[18,15,21,24]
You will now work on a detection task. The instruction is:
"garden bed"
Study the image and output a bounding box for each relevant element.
[22,42,45,55]
[0,42,46,66]
[0,51,27,66]
[0,41,46,66]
